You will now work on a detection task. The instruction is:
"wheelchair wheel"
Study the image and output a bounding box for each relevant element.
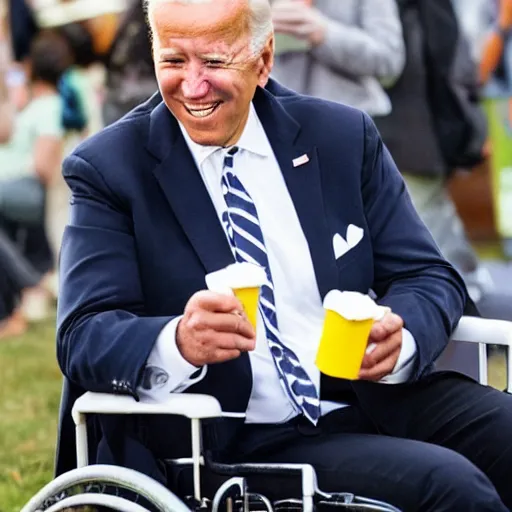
[21,464,191,512]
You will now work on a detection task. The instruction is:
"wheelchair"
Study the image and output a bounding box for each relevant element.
[21,316,512,512]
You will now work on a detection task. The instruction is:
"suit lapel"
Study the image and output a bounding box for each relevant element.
[146,87,338,297]
[148,101,234,274]
[253,87,338,300]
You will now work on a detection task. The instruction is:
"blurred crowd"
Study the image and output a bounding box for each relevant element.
[0,0,511,338]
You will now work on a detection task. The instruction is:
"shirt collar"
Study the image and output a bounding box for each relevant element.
[178,103,271,168]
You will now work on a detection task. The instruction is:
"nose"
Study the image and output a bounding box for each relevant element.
[181,64,211,99]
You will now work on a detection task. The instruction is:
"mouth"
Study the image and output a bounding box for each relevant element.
[184,101,222,118]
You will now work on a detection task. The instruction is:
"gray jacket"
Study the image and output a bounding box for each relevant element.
[270,0,405,116]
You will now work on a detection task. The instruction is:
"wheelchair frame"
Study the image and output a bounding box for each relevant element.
[21,316,512,512]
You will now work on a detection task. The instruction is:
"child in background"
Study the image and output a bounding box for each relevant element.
[0,30,70,220]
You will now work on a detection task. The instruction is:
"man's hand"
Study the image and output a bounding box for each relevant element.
[358,312,404,381]
[271,0,328,47]
[176,290,256,367]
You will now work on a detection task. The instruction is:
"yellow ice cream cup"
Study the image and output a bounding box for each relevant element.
[205,263,267,331]
[232,286,261,329]
[316,291,389,380]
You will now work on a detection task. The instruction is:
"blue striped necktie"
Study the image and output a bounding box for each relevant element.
[220,146,320,424]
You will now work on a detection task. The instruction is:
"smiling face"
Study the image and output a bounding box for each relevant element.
[150,0,273,147]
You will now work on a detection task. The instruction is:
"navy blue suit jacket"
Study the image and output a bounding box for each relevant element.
[55,80,467,480]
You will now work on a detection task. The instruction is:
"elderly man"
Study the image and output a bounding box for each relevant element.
[55,0,512,510]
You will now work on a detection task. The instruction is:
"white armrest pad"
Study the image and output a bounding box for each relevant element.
[72,392,223,425]
[451,316,512,347]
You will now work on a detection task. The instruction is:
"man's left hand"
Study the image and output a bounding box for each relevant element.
[358,312,404,381]
[271,1,328,46]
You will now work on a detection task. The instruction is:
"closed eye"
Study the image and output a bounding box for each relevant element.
[205,59,226,67]
[162,58,185,65]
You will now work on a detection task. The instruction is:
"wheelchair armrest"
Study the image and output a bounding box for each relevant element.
[72,391,224,493]
[72,391,223,424]
[451,316,512,347]
[450,316,512,393]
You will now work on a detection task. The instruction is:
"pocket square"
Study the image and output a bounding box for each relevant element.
[333,224,364,259]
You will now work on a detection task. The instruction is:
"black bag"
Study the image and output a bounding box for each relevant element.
[399,0,488,170]
[58,71,87,132]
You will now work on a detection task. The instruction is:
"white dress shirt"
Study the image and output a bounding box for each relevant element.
[138,105,417,423]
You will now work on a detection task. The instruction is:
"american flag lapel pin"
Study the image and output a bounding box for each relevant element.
[293,154,310,167]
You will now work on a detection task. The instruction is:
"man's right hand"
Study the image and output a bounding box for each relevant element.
[176,290,256,367]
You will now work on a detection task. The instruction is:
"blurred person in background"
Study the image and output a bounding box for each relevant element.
[0,0,14,143]
[0,30,73,324]
[374,0,512,319]
[0,29,69,234]
[0,229,43,338]
[476,0,512,88]
[0,0,33,337]
[5,0,38,109]
[57,23,94,137]
[47,22,101,265]
[7,0,38,64]
[471,1,512,264]
[102,0,157,125]
[454,0,512,104]
[452,0,497,66]
[269,0,405,117]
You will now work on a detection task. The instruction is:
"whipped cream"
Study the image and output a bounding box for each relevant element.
[205,262,267,294]
[323,290,389,321]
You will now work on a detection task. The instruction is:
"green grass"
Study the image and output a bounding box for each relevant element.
[0,317,508,512]
[0,317,61,512]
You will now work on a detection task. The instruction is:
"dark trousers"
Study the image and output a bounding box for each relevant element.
[0,176,54,275]
[229,372,512,511]
[0,264,18,320]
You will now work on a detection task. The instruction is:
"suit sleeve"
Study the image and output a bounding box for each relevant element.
[311,0,405,83]
[360,113,468,379]
[56,154,197,398]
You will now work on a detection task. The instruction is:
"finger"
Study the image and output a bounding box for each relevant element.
[368,321,387,343]
[271,0,301,7]
[361,332,402,369]
[272,2,307,13]
[272,12,307,23]
[188,311,255,339]
[273,22,312,37]
[190,290,243,314]
[216,313,255,339]
[369,313,403,342]
[381,312,404,332]
[210,349,241,364]
[272,18,308,30]
[212,332,256,352]
[358,348,401,381]
[272,7,309,22]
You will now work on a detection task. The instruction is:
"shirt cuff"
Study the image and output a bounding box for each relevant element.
[379,328,417,384]
[137,316,208,401]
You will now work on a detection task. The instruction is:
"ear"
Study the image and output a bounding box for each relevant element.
[257,35,274,88]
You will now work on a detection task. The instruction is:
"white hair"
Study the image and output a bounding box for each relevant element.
[145,0,273,54]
